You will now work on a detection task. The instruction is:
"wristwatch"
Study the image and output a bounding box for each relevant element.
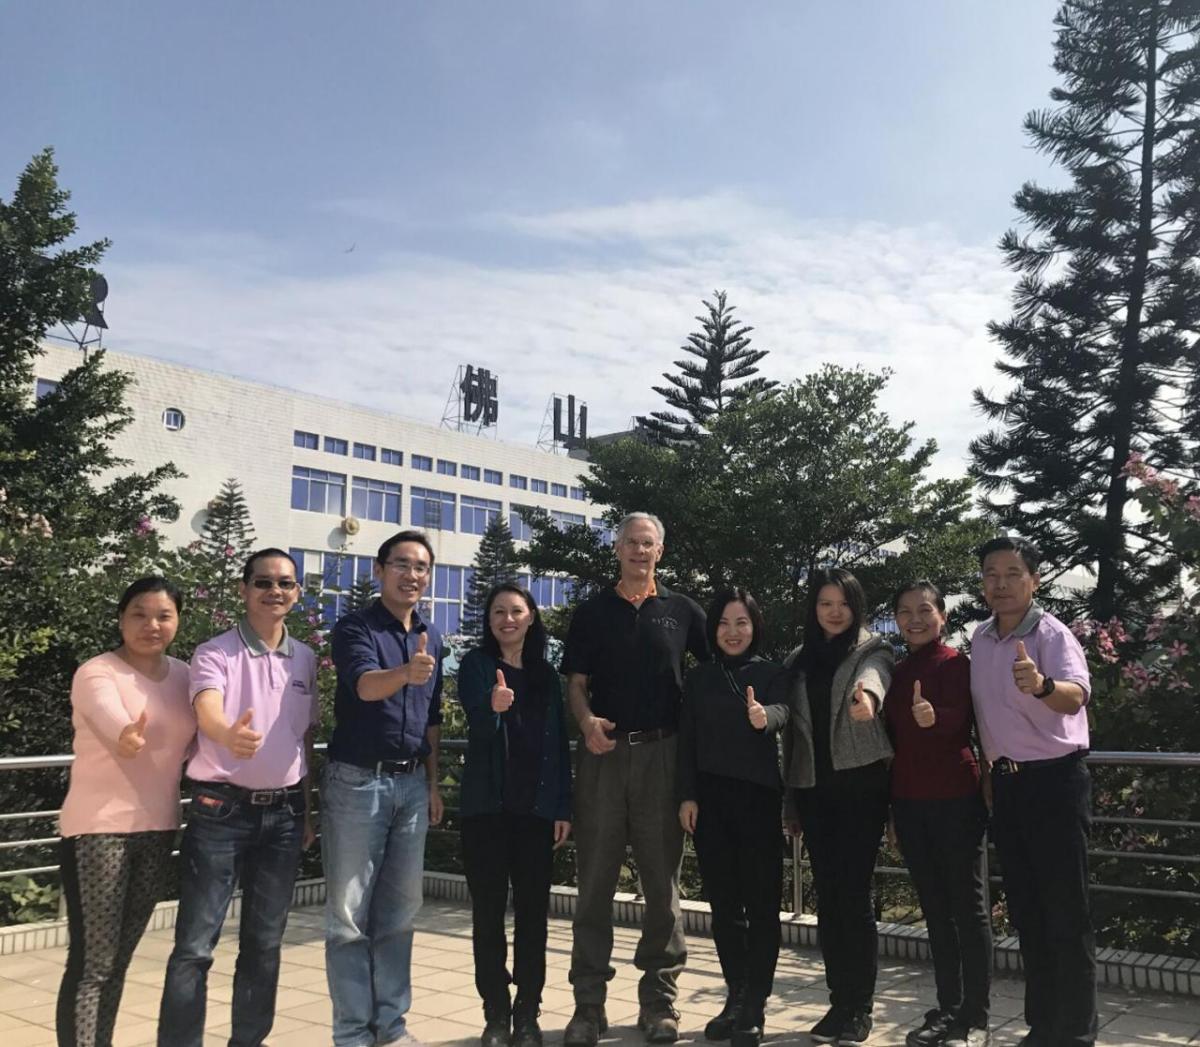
[1034,675,1056,699]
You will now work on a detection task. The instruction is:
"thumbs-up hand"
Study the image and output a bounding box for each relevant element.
[849,680,876,721]
[911,680,936,728]
[491,668,515,713]
[226,709,263,759]
[117,710,148,759]
[746,685,767,730]
[407,631,436,687]
[1012,639,1042,695]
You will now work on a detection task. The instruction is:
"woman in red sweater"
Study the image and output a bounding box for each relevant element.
[884,581,992,1047]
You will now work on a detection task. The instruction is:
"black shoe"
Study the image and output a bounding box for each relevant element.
[729,1000,764,1047]
[638,1001,681,1044]
[943,1021,990,1047]
[906,1009,954,1047]
[512,999,543,1047]
[838,1011,873,1044]
[481,998,511,1047]
[809,1007,846,1044]
[564,1004,608,1047]
[704,985,745,1041]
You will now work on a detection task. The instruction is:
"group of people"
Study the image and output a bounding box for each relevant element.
[55,513,1098,1047]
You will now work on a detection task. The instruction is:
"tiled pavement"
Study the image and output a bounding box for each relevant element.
[1,902,1197,1046]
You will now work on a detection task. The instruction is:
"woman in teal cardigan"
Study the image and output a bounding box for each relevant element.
[457,582,572,1047]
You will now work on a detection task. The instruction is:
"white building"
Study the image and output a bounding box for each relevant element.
[35,343,607,633]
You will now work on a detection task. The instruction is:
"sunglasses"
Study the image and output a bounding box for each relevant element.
[250,578,298,591]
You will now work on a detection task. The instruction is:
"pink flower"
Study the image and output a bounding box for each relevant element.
[193,586,209,600]
[1144,616,1165,642]
[1168,641,1189,661]
[1185,495,1200,522]
[135,515,154,536]
[223,545,235,558]
[320,656,333,670]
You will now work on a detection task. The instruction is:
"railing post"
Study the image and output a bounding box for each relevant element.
[791,834,804,915]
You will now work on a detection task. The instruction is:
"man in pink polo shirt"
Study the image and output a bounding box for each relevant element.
[157,548,319,1047]
[969,536,1095,1047]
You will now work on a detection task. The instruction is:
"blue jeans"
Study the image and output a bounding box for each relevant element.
[322,761,430,1047]
[157,785,303,1047]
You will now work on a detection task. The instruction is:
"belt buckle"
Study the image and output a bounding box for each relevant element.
[627,730,646,746]
[249,789,277,805]
[996,758,1020,776]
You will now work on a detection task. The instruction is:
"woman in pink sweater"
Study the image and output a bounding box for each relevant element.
[57,577,196,1047]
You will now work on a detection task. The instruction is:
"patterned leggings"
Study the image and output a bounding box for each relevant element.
[57,832,174,1047]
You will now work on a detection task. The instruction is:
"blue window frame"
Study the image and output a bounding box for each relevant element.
[531,478,548,494]
[591,518,614,546]
[381,448,403,466]
[35,378,61,400]
[529,576,555,607]
[484,469,502,485]
[353,442,376,461]
[461,495,501,536]
[510,505,533,541]
[293,430,319,450]
[325,436,348,455]
[551,482,567,497]
[351,476,402,523]
[291,467,346,514]
[510,474,528,490]
[412,454,433,472]
[551,509,586,531]
[570,486,586,501]
[411,487,456,530]
[437,459,457,476]
[461,464,480,481]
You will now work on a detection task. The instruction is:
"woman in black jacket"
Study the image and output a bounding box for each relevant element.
[677,588,788,1047]
[457,583,572,1047]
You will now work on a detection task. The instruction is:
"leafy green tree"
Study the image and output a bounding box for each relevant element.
[462,515,521,639]
[970,0,1200,623]
[637,290,777,444]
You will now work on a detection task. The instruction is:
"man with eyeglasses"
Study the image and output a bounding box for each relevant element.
[158,548,319,1047]
[562,512,708,1047]
[323,529,445,1047]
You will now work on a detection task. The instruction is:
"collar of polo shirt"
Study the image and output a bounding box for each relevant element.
[979,600,1044,640]
[237,616,295,657]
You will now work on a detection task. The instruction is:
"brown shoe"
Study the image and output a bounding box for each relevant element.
[564,1004,608,1047]
[638,1002,680,1044]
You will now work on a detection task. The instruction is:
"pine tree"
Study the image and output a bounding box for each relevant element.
[637,290,778,444]
[200,478,256,588]
[462,515,522,640]
[970,0,1200,622]
[346,573,378,613]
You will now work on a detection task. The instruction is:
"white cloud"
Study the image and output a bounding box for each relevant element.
[99,193,1014,479]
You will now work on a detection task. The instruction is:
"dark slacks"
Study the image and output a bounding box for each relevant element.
[570,737,686,1006]
[794,764,889,1016]
[892,794,992,1026]
[692,774,783,1006]
[991,756,1097,1047]
[461,812,555,1008]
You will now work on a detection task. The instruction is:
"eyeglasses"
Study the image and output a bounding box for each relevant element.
[383,559,431,578]
[250,578,298,591]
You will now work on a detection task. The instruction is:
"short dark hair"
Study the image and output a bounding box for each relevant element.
[706,587,765,660]
[377,530,436,569]
[977,536,1040,575]
[480,583,552,687]
[804,566,866,638]
[891,579,946,615]
[118,576,184,616]
[241,548,299,583]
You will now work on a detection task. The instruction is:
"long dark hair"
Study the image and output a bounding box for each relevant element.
[706,587,765,661]
[796,567,866,671]
[480,583,552,687]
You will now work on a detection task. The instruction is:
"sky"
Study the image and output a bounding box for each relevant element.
[2,1,1065,477]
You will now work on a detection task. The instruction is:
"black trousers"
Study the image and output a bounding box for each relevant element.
[992,757,1097,1046]
[461,812,555,1008]
[691,774,783,1005]
[794,766,889,1016]
[893,794,992,1026]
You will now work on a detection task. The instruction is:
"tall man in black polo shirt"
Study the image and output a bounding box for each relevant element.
[561,512,708,1047]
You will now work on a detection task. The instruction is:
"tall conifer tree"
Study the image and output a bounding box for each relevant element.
[462,515,522,640]
[637,290,777,444]
[970,0,1200,621]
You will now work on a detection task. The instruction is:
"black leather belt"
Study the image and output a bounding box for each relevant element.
[190,781,300,807]
[608,727,676,746]
[992,750,1087,776]
[345,756,422,775]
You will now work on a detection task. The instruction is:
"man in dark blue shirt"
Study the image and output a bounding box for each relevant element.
[324,530,444,1047]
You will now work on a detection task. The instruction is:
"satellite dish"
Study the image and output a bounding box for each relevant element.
[83,273,108,329]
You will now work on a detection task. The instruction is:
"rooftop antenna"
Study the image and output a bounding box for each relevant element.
[48,270,108,360]
[441,364,499,437]
[537,392,588,453]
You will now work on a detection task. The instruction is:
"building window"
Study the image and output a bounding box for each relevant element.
[510,505,533,542]
[325,436,348,456]
[591,518,614,546]
[292,548,378,627]
[424,564,468,634]
[35,378,60,400]
[412,454,433,472]
[411,487,456,530]
[381,448,403,466]
[294,429,318,450]
[551,482,568,498]
[291,467,346,515]
[461,495,501,536]
[531,478,548,494]
[461,464,480,481]
[570,486,586,501]
[351,477,402,523]
[529,576,555,607]
[484,469,502,485]
[162,408,185,431]
[353,442,376,461]
[551,510,586,531]
[510,474,528,490]
[437,459,457,476]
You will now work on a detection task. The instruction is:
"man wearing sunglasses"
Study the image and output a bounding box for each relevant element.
[158,548,319,1047]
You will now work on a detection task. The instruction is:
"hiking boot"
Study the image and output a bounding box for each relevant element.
[563,1003,608,1047]
[704,985,745,1041]
[511,998,543,1047]
[906,1008,954,1047]
[638,1001,681,1044]
[480,998,511,1047]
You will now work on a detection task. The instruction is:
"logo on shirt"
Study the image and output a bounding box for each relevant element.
[292,680,310,693]
[653,615,680,631]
